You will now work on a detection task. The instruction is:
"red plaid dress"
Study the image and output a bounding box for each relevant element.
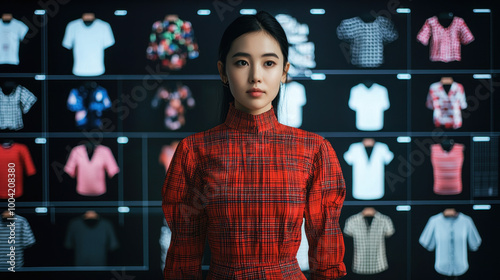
[162,102,346,279]
[417,16,474,62]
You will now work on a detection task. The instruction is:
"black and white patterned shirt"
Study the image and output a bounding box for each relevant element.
[0,85,37,130]
[337,16,398,68]
[0,215,36,270]
[344,211,395,274]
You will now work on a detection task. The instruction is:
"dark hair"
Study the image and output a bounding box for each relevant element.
[218,10,289,123]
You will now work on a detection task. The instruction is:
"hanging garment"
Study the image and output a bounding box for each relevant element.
[278,81,307,128]
[417,16,474,62]
[146,16,199,70]
[64,144,119,196]
[62,18,115,76]
[344,142,393,200]
[275,14,316,77]
[348,83,390,131]
[67,83,111,129]
[162,102,346,279]
[151,84,195,130]
[65,216,119,266]
[337,16,398,67]
[344,211,395,274]
[431,143,464,195]
[0,215,35,269]
[0,18,29,65]
[419,212,481,276]
[426,81,467,129]
[0,142,36,199]
[0,85,37,130]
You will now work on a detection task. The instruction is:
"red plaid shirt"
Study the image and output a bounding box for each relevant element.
[417,16,474,62]
[162,102,346,279]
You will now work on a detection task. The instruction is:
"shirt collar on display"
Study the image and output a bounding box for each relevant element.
[224,102,279,134]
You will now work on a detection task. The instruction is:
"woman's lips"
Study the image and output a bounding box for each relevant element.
[247,88,264,97]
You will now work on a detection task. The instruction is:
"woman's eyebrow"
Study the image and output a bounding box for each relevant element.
[231,52,279,59]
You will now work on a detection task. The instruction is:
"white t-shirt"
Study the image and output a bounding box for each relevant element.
[348,83,390,131]
[62,18,115,76]
[344,142,394,200]
[0,18,29,65]
[278,81,306,128]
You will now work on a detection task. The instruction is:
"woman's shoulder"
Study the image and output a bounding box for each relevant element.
[278,125,329,147]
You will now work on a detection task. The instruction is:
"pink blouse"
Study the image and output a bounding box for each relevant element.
[417,16,474,62]
[64,145,119,196]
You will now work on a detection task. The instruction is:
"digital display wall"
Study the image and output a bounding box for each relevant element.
[0,0,498,279]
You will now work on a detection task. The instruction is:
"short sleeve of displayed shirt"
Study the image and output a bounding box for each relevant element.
[64,148,78,178]
[67,88,85,111]
[62,21,75,49]
[379,17,398,43]
[102,22,115,49]
[20,144,36,176]
[19,86,37,114]
[384,216,395,237]
[343,216,354,237]
[419,216,436,251]
[381,86,390,111]
[380,143,394,164]
[458,18,474,45]
[17,20,29,41]
[417,19,432,46]
[348,86,359,111]
[337,19,355,42]
[343,144,355,165]
[104,147,120,178]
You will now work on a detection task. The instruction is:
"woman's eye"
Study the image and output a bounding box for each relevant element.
[265,61,276,67]
[236,60,248,66]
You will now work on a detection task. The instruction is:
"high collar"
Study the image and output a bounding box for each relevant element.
[224,102,279,134]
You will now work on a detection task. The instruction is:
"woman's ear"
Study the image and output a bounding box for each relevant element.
[217,61,227,83]
[281,62,290,83]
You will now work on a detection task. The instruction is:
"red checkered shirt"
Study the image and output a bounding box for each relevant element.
[426,81,467,129]
[162,102,347,279]
[417,16,474,62]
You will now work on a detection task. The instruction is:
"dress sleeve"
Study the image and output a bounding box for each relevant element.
[419,217,436,251]
[417,19,431,46]
[161,137,207,279]
[304,138,347,280]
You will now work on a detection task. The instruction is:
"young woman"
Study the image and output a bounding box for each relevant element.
[162,11,346,279]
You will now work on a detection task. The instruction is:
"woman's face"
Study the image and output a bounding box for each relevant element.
[218,31,290,115]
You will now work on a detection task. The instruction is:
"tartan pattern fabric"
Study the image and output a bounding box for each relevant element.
[0,85,37,130]
[417,16,474,62]
[162,102,346,279]
[344,212,394,275]
[337,16,398,68]
[426,81,467,129]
